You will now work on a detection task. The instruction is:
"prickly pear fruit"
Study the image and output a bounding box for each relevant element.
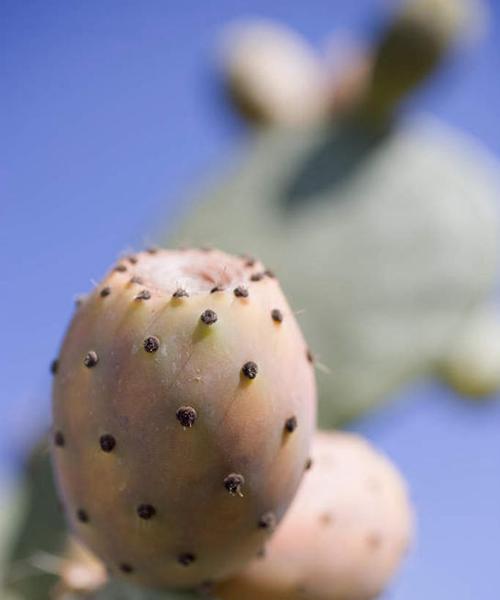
[215,431,413,600]
[220,20,328,127]
[50,248,316,589]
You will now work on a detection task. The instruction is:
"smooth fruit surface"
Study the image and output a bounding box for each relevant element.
[51,248,316,589]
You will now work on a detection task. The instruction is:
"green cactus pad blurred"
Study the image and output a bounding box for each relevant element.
[0,442,66,600]
[168,116,500,425]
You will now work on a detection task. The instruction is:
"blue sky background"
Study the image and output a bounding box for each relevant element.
[1,1,500,598]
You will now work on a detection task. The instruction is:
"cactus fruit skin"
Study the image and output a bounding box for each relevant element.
[215,431,413,600]
[50,248,316,589]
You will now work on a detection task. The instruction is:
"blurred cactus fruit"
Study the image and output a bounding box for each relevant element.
[438,307,500,397]
[50,248,316,589]
[219,19,329,126]
[215,431,413,600]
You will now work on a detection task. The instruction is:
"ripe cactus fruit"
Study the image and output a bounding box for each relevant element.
[215,431,413,600]
[50,248,316,589]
